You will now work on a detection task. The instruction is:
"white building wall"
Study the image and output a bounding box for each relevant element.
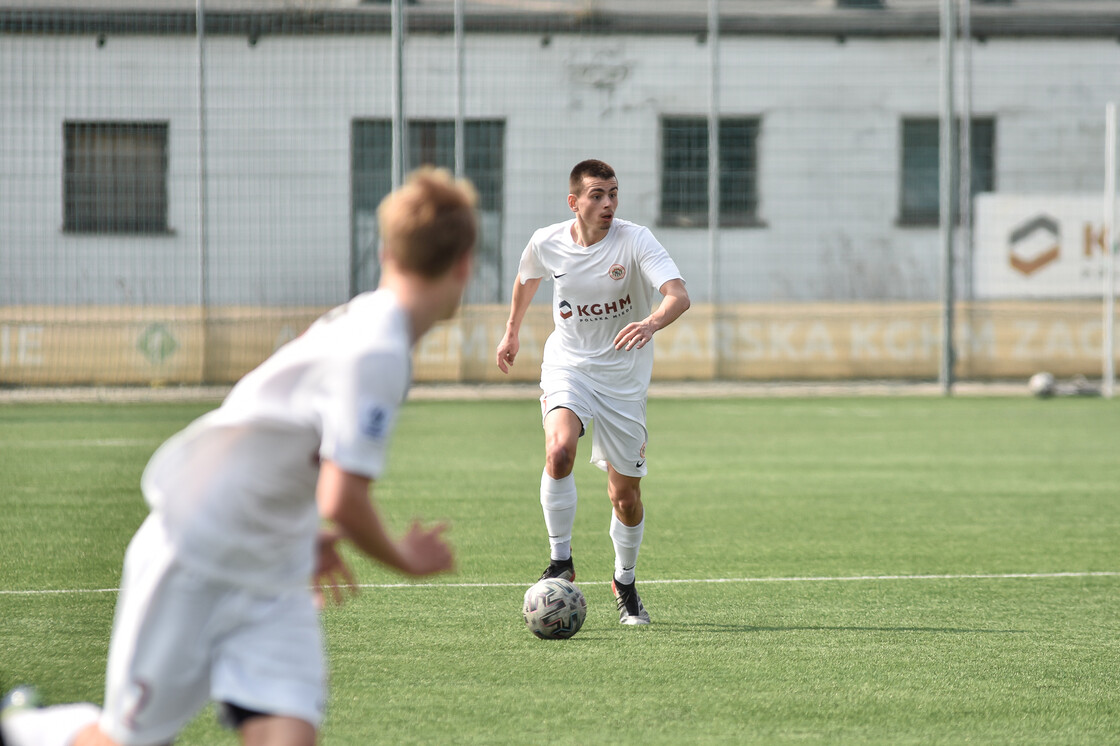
[2,28,1116,307]
[2,35,203,306]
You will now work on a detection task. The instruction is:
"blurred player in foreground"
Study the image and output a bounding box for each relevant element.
[1,168,476,746]
[495,159,690,625]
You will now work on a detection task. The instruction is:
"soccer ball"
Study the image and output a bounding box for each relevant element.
[1028,371,1056,398]
[522,578,587,639]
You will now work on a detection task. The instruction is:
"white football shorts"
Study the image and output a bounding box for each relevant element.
[540,373,649,478]
[100,516,325,745]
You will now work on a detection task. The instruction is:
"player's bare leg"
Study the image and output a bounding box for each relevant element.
[607,466,650,625]
[538,407,583,580]
[240,715,316,746]
[543,406,582,479]
[607,466,643,527]
[71,724,119,746]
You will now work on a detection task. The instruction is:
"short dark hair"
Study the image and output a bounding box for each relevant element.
[569,159,616,196]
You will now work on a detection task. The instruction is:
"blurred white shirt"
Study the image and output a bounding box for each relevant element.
[141,289,411,591]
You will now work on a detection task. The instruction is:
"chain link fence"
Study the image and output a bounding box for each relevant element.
[1,0,1117,389]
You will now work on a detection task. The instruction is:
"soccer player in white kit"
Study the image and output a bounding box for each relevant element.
[496,159,690,625]
[0,169,476,746]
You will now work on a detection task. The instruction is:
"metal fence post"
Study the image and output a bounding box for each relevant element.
[939,0,956,394]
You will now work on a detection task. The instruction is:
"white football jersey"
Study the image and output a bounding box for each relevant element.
[518,217,683,399]
[141,289,412,591]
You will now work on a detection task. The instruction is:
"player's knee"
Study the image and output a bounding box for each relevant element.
[545,444,575,478]
[610,487,641,517]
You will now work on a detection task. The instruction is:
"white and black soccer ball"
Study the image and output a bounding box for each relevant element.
[1029,371,1056,398]
[522,578,587,639]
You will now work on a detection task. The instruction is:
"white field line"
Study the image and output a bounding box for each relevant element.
[2,571,1117,596]
[0,439,157,448]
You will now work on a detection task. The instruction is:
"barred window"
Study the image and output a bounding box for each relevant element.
[352,119,504,216]
[63,122,170,234]
[899,117,995,225]
[660,116,760,227]
[408,120,504,213]
[351,119,505,298]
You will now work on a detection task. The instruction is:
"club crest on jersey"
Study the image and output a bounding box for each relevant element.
[559,300,573,319]
[609,264,626,281]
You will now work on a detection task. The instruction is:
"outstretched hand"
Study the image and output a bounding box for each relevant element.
[397,520,456,577]
[496,333,519,373]
[614,280,690,351]
[614,318,656,351]
[313,529,358,609]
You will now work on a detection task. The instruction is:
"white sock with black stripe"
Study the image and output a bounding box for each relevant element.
[540,470,577,561]
[610,513,644,585]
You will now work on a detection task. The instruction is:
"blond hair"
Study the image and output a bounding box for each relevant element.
[378,168,478,279]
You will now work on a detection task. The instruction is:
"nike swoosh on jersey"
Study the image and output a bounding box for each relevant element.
[554,273,567,278]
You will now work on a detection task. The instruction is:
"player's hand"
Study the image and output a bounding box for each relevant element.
[614,319,656,351]
[397,520,455,577]
[496,334,519,373]
[313,529,358,609]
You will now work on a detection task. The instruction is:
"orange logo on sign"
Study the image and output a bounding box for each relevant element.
[1008,215,1060,276]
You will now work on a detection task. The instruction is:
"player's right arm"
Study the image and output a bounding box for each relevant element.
[316,459,454,577]
[496,274,541,373]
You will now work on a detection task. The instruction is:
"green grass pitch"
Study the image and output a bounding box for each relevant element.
[1,395,1118,744]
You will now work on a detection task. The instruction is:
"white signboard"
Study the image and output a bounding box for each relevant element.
[974,194,1117,299]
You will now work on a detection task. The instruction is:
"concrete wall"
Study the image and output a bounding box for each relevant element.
[0,301,1111,385]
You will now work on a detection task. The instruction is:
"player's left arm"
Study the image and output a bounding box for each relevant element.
[614,278,690,351]
[317,460,455,579]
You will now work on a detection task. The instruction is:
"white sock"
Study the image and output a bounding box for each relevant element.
[610,513,644,585]
[540,470,578,561]
[1,703,100,746]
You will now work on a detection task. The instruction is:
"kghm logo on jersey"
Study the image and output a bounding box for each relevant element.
[558,295,633,322]
[609,264,626,280]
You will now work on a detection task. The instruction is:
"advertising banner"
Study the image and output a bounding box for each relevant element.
[974,194,1118,299]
